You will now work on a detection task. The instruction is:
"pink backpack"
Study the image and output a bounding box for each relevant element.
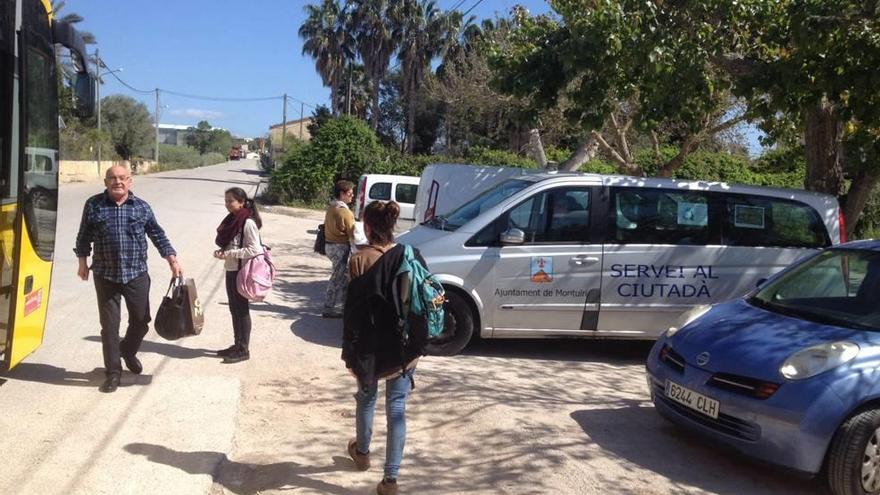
[237,247,276,301]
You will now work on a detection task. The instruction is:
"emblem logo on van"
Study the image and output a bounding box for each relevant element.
[696,352,711,366]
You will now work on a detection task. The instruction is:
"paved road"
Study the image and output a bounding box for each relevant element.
[0,161,829,494]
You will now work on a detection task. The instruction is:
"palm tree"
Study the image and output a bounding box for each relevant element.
[392,0,456,153]
[352,0,399,130]
[300,0,355,115]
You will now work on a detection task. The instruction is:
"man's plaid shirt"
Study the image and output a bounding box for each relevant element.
[74,191,176,283]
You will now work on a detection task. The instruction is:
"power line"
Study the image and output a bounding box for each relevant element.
[161,88,284,103]
[462,0,486,17]
[105,69,153,95]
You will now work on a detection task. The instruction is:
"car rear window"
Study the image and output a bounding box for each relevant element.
[369,182,391,201]
[395,183,417,205]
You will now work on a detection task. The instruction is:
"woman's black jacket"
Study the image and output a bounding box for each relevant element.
[342,244,427,384]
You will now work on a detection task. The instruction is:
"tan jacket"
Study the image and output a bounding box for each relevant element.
[324,203,355,244]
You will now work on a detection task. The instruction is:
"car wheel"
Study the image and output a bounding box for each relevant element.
[828,408,880,495]
[425,290,474,356]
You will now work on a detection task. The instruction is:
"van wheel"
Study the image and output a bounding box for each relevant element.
[425,291,474,356]
[827,408,880,495]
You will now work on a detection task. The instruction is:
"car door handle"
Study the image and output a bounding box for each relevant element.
[570,256,599,266]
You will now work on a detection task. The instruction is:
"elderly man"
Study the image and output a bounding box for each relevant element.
[74,165,182,393]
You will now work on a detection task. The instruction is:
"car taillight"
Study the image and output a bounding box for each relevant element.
[838,210,847,244]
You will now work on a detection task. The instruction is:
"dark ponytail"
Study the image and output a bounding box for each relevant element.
[226,187,263,229]
[363,200,399,245]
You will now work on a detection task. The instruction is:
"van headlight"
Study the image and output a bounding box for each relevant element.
[665,304,712,338]
[780,342,860,380]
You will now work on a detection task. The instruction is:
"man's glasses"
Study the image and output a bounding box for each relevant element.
[105,175,131,182]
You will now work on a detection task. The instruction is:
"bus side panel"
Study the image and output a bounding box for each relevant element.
[7,209,51,368]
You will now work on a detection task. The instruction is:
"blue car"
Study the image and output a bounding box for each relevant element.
[646,240,880,495]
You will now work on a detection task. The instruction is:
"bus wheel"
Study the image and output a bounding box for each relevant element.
[425,291,474,356]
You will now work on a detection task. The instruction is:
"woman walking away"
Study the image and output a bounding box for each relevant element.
[343,201,425,495]
[322,179,355,318]
[213,187,263,363]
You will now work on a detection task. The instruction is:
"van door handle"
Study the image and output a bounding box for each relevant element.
[570,256,599,266]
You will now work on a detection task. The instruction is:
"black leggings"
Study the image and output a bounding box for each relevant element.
[226,270,251,349]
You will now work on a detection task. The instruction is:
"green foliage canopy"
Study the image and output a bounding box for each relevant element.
[100,95,153,161]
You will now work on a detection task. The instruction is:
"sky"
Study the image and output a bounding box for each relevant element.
[66,0,553,139]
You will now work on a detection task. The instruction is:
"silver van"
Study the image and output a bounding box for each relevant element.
[397,173,843,355]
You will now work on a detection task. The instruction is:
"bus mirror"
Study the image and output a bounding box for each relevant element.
[74,73,96,119]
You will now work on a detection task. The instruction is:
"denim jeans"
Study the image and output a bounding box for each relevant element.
[225,270,251,350]
[355,368,414,479]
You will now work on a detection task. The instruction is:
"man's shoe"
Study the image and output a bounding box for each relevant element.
[376,478,398,495]
[216,345,238,357]
[122,354,143,374]
[99,374,120,393]
[222,348,250,364]
[347,438,370,471]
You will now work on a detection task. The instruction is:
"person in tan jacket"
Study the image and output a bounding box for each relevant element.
[322,180,355,318]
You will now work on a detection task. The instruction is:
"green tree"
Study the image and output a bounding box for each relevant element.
[100,95,152,161]
[488,3,745,175]
[300,0,356,115]
[186,121,213,155]
[393,0,458,153]
[307,105,333,137]
[352,0,399,129]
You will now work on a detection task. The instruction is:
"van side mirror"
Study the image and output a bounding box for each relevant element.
[500,227,525,245]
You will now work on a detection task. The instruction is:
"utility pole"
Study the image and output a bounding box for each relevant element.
[154,88,160,164]
[281,93,288,156]
[95,49,101,175]
[299,102,304,139]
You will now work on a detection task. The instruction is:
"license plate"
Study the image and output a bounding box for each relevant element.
[665,380,720,419]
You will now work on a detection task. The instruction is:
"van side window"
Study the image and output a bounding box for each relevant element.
[469,187,591,246]
[395,183,417,204]
[369,182,391,201]
[612,188,710,245]
[722,195,828,248]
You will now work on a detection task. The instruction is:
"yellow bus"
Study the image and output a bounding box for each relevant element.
[0,0,95,371]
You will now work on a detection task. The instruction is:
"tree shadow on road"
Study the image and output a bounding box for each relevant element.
[464,338,653,364]
[570,403,826,495]
[124,443,353,495]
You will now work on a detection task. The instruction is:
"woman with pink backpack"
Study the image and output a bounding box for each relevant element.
[213,187,264,363]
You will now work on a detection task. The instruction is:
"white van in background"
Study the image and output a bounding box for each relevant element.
[399,172,844,355]
[354,174,420,231]
[413,163,534,225]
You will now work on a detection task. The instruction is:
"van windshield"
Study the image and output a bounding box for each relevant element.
[748,249,880,330]
[430,178,532,231]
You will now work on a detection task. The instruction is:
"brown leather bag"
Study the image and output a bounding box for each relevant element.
[181,277,204,335]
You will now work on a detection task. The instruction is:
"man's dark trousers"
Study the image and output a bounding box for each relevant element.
[94,272,151,376]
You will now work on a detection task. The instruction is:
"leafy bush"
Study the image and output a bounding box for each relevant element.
[154,144,225,171]
[270,116,385,203]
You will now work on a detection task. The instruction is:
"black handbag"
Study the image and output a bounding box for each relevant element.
[155,276,203,340]
[313,224,327,255]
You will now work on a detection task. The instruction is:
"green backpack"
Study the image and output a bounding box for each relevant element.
[395,245,446,341]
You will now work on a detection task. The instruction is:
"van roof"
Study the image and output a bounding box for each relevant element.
[836,240,880,252]
[522,171,839,203]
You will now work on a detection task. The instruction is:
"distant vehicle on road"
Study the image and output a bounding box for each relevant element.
[647,240,880,495]
[229,145,242,161]
[398,173,843,356]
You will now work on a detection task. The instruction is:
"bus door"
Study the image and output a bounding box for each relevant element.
[1,0,59,371]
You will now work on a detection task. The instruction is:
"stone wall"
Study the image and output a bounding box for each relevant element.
[59,160,154,183]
